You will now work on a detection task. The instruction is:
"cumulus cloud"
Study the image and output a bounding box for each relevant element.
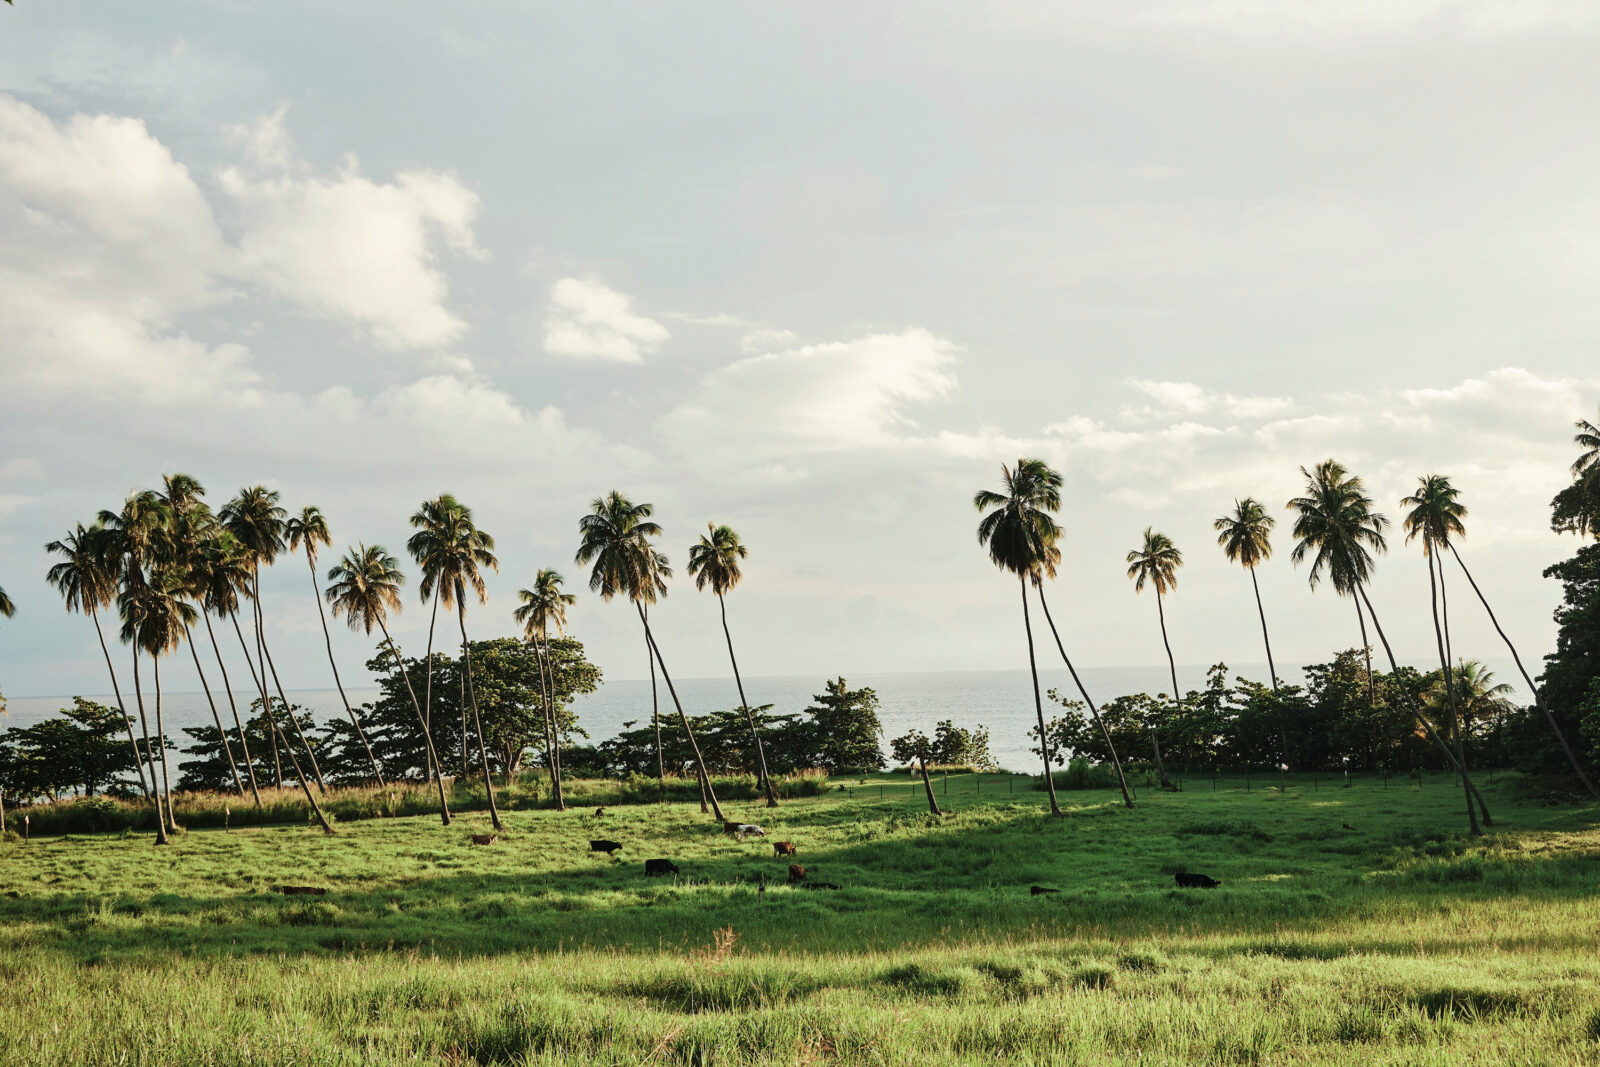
[542,277,669,363]
[1121,379,1296,421]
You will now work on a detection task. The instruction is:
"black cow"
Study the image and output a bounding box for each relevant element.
[645,858,680,876]
[589,839,623,855]
[1029,885,1060,895]
[800,882,841,890]
[1174,872,1221,888]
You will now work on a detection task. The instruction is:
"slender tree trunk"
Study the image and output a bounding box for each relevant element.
[153,654,178,833]
[1355,583,1492,830]
[423,591,441,783]
[1021,577,1064,817]
[918,755,943,816]
[534,637,565,810]
[131,647,169,845]
[719,593,778,807]
[376,622,452,824]
[1035,584,1133,808]
[90,605,149,800]
[230,608,280,786]
[253,568,327,792]
[638,603,725,821]
[646,608,663,781]
[204,612,261,808]
[1150,591,1176,789]
[185,622,245,798]
[1447,543,1600,798]
[308,555,383,784]
[543,637,565,799]
[1427,548,1479,835]
[1249,567,1280,696]
[1353,595,1377,704]
[232,606,334,831]
[457,603,503,831]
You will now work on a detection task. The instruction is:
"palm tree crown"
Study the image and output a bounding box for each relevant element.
[974,459,1063,580]
[1287,459,1389,593]
[1214,498,1274,569]
[45,523,118,615]
[514,569,577,641]
[286,506,333,566]
[99,489,173,589]
[408,495,498,608]
[1401,474,1467,554]
[1571,409,1599,480]
[687,523,748,596]
[1126,528,1182,595]
[0,584,13,620]
[326,544,408,634]
[575,491,669,603]
[219,486,287,566]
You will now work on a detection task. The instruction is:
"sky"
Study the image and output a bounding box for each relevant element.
[1,1,1597,700]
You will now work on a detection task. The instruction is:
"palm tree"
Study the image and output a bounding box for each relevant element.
[410,497,503,831]
[327,543,452,824]
[0,586,11,618]
[407,495,458,782]
[118,568,199,841]
[1428,660,1517,757]
[45,523,150,800]
[1288,459,1489,832]
[288,506,383,784]
[191,531,263,807]
[1125,528,1182,789]
[576,491,726,821]
[221,486,327,792]
[974,459,1067,817]
[1214,498,1282,695]
[0,585,13,718]
[688,523,779,807]
[514,569,577,811]
[1572,408,1599,483]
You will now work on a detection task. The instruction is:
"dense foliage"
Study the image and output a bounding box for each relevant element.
[1526,544,1600,780]
[0,699,146,801]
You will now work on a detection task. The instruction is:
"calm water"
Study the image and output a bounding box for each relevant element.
[4,658,1530,776]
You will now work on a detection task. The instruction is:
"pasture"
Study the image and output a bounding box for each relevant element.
[2,771,1598,1065]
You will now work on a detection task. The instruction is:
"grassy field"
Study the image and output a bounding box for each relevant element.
[2,770,1598,1065]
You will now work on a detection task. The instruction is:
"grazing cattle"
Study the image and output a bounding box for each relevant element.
[589,839,623,855]
[470,833,498,846]
[644,858,680,876]
[275,885,326,896]
[1029,885,1060,895]
[801,882,841,890]
[723,820,741,835]
[595,807,606,818]
[773,841,798,857]
[788,864,806,884]
[725,823,766,839]
[1174,872,1221,889]
[1341,822,1356,831]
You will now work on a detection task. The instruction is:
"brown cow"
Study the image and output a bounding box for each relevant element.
[788,864,806,884]
[773,841,797,857]
[275,885,326,896]
[470,833,498,846]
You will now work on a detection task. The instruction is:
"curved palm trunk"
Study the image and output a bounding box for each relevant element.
[917,754,943,816]
[1353,596,1377,704]
[131,647,169,845]
[645,607,663,780]
[1427,549,1479,835]
[423,591,441,783]
[718,593,778,807]
[153,653,178,833]
[637,603,725,821]
[457,603,503,832]
[184,621,245,799]
[1035,584,1133,807]
[230,606,334,832]
[534,637,565,810]
[1021,577,1063,817]
[1447,543,1600,798]
[1150,591,1176,789]
[307,555,383,785]
[252,570,327,792]
[203,612,262,808]
[229,608,280,785]
[1355,583,1491,830]
[1249,567,1280,696]
[90,605,149,800]
[376,620,452,824]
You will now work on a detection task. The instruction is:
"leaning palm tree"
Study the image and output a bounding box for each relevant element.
[688,523,779,807]
[576,491,726,820]
[46,523,150,800]
[411,497,503,831]
[288,506,382,784]
[1288,459,1489,832]
[407,494,460,782]
[119,568,200,841]
[1214,498,1282,695]
[1125,528,1182,789]
[974,459,1067,817]
[327,543,452,824]
[191,531,264,807]
[514,569,578,811]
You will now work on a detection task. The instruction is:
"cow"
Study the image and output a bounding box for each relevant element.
[644,859,680,876]
[470,833,498,846]
[728,823,766,839]
[275,885,326,896]
[1029,885,1060,895]
[773,841,798,857]
[595,807,607,818]
[788,864,806,884]
[589,839,623,855]
[801,882,841,890]
[1174,872,1221,889]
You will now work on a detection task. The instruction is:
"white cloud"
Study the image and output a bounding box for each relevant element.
[739,327,801,354]
[1121,379,1296,421]
[542,277,669,363]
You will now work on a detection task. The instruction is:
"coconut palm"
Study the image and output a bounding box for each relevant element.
[221,486,327,792]
[98,490,172,592]
[1572,408,1600,482]
[288,506,382,784]
[0,585,12,716]
[45,522,150,800]
[688,523,779,807]
[407,494,461,782]
[327,543,453,824]
[974,458,1067,816]
[1214,498,1282,695]
[1288,459,1489,832]
[514,569,578,811]
[576,491,726,821]
[1428,660,1517,755]
[1125,527,1181,789]
[118,568,200,841]
[191,531,263,806]
[0,585,11,618]
[410,497,503,831]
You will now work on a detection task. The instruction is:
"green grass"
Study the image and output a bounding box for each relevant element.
[2,771,1598,1064]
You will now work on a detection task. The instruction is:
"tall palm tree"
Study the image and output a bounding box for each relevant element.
[327,543,452,824]
[98,490,172,592]
[45,522,150,800]
[0,586,12,716]
[576,491,726,820]
[288,506,383,784]
[688,523,779,807]
[1572,408,1600,483]
[974,459,1066,817]
[1214,498,1281,695]
[119,568,199,841]
[191,531,263,807]
[1125,527,1181,789]
[222,486,327,792]
[407,495,458,782]
[410,497,503,831]
[1401,474,1475,825]
[1288,459,1489,832]
[514,569,577,810]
